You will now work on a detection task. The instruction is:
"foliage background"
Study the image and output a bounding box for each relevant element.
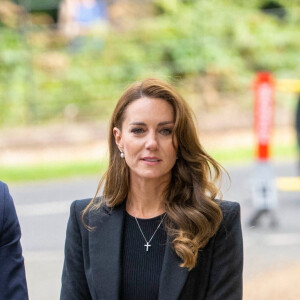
[0,0,299,127]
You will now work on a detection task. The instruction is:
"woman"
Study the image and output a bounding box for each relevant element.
[61,78,243,300]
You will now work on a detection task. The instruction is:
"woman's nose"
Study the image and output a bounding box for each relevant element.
[145,132,158,150]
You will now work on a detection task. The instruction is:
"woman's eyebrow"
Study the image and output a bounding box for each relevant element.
[129,121,174,126]
[158,121,174,126]
[129,122,146,125]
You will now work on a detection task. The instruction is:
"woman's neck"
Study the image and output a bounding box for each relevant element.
[126,178,168,219]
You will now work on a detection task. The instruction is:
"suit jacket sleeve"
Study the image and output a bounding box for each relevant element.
[61,200,92,300]
[0,182,28,300]
[205,202,243,300]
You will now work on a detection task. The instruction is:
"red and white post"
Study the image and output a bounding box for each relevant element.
[254,72,274,161]
[250,72,278,227]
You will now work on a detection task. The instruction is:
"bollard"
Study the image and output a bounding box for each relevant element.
[249,72,278,228]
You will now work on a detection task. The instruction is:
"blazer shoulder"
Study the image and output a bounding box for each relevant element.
[71,197,111,214]
[216,200,241,234]
[0,180,8,209]
[219,200,240,218]
[0,181,6,220]
[215,200,242,242]
[0,181,18,234]
[0,180,6,194]
[71,198,92,212]
[70,197,113,227]
[0,180,7,189]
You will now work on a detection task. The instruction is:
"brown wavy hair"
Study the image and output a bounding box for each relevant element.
[82,78,223,270]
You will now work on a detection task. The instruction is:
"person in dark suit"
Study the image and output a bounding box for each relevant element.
[0,181,28,300]
[61,78,243,300]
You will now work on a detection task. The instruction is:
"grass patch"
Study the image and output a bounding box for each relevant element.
[210,147,254,164]
[208,141,297,165]
[0,142,297,183]
[0,160,108,183]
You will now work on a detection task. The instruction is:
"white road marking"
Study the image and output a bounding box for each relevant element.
[24,250,63,262]
[264,233,300,246]
[16,200,72,217]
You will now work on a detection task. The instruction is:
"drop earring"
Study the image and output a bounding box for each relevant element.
[120,151,125,158]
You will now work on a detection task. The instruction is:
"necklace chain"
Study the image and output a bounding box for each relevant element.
[134,213,166,252]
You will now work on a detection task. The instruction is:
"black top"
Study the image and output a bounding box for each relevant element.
[121,212,167,300]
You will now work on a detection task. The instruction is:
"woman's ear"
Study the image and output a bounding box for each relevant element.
[113,127,122,149]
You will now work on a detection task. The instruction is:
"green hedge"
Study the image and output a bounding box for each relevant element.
[1,0,300,126]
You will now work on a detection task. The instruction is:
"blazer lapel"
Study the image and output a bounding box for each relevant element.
[89,203,125,300]
[88,203,190,300]
[158,237,189,300]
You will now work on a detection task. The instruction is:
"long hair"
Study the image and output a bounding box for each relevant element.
[82,78,223,270]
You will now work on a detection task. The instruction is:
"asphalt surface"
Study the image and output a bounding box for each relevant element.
[8,160,300,300]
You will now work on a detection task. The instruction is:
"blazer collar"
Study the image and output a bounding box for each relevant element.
[89,203,125,300]
[89,203,189,300]
[158,237,189,300]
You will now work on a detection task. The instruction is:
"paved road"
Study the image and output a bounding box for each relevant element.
[8,161,300,300]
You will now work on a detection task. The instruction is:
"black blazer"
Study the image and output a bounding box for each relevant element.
[0,181,28,300]
[61,199,243,300]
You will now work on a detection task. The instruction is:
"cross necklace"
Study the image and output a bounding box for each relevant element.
[134,213,166,252]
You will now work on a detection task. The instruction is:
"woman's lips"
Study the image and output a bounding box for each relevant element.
[141,157,161,164]
[141,157,161,162]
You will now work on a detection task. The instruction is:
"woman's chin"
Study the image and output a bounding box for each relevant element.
[132,171,171,181]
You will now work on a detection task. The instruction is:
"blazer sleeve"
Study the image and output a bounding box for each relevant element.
[0,182,28,300]
[205,201,243,300]
[61,200,92,300]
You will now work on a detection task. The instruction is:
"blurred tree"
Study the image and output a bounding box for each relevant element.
[13,0,60,22]
[260,1,287,19]
[1,0,300,125]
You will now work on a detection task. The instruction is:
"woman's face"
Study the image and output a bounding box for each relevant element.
[113,97,177,183]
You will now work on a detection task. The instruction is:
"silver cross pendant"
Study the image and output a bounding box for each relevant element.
[144,242,151,251]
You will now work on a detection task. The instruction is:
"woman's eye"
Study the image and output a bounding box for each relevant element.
[160,128,172,135]
[131,128,145,134]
